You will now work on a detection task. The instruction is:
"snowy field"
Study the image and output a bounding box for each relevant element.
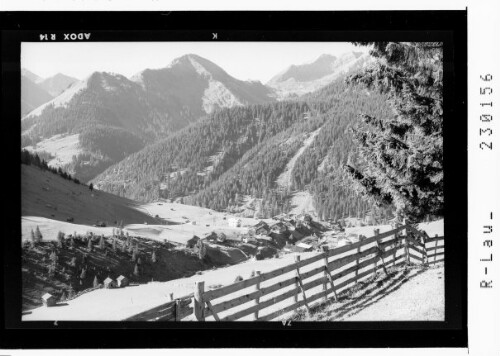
[288,190,317,217]
[24,133,81,169]
[22,202,273,245]
[24,221,438,321]
[22,216,116,242]
[23,79,87,118]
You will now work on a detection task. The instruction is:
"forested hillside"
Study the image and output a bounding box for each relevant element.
[94,77,395,220]
[93,100,314,200]
[21,55,275,183]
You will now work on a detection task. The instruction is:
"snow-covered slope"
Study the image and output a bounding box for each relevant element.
[23,251,318,321]
[276,128,322,190]
[23,78,88,119]
[24,133,82,169]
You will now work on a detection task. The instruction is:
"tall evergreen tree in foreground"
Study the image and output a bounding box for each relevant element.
[344,42,443,222]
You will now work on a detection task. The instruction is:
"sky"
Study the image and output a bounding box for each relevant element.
[21,42,368,83]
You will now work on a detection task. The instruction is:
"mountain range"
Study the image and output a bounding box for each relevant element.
[21,51,386,219]
[267,51,371,98]
[21,75,54,116]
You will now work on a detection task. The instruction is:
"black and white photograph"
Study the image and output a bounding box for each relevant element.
[1,7,478,352]
[19,40,445,322]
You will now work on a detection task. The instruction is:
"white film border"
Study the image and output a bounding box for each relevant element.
[468,1,500,355]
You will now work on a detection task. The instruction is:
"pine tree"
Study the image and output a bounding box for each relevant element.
[50,250,58,264]
[99,235,105,249]
[80,268,86,279]
[68,284,75,299]
[87,238,93,252]
[131,249,137,262]
[344,42,443,222]
[93,276,99,288]
[35,226,43,242]
[151,250,157,263]
[133,263,140,277]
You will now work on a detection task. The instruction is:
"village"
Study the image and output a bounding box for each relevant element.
[26,201,400,311]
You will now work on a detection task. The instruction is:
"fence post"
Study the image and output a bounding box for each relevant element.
[322,246,338,301]
[294,255,300,303]
[373,229,379,277]
[403,219,410,266]
[422,232,428,265]
[322,246,329,301]
[294,255,310,313]
[254,271,261,320]
[354,245,361,283]
[174,299,181,321]
[393,231,399,267]
[194,281,205,321]
[434,234,439,263]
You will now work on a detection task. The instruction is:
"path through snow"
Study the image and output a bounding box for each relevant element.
[276,128,322,190]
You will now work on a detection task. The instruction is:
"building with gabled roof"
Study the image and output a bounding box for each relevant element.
[103,277,116,289]
[251,221,270,236]
[116,275,129,288]
[270,221,287,234]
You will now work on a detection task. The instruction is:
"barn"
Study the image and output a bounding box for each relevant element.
[103,277,116,289]
[116,275,129,288]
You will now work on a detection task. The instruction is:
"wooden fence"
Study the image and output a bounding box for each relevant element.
[123,223,444,321]
[124,294,193,321]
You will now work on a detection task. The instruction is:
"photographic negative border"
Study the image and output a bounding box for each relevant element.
[1,10,467,348]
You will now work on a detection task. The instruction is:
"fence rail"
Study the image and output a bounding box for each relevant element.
[123,223,444,321]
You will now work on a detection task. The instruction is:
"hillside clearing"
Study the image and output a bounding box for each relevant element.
[289,190,317,217]
[24,133,82,170]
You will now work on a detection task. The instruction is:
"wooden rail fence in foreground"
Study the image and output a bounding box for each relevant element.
[124,223,444,321]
